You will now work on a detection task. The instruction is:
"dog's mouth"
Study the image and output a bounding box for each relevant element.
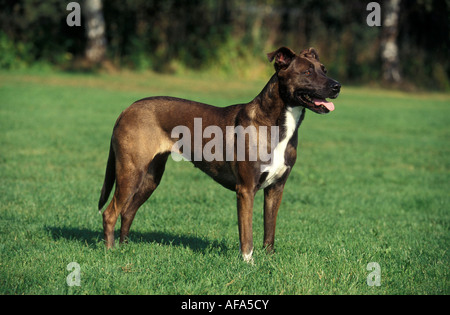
[297,93,335,114]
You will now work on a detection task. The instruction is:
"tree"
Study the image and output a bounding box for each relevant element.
[381,0,401,83]
[83,0,107,64]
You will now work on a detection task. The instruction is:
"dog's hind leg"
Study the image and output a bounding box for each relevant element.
[119,152,169,244]
[102,162,144,249]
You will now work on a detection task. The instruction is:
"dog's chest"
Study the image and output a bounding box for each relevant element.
[260,106,303,189]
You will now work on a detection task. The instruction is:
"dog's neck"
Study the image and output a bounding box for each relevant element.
[251,74,305,131]
[255,74,284,114]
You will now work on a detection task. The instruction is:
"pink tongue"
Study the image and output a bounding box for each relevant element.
[313,98,335,112]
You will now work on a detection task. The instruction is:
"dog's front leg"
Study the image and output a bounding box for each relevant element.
[236,185,255,263]
[263,182,285,254]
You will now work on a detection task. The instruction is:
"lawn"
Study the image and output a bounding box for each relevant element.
[0,70,449,295]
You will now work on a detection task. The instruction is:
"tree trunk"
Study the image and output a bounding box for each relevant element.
[83,0,106,64]
[381,0,401,83]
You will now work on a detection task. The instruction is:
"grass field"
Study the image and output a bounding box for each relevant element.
[0,69,449,295]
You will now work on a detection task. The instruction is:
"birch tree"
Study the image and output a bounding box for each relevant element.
[83,0,107,64]
[381,0,402,83]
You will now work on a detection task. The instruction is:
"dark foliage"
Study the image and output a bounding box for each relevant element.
[0,0,448,89]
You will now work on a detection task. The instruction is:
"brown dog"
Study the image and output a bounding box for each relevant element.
[98,47,341,262]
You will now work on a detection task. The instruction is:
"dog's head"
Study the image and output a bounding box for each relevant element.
[267,47,341,114]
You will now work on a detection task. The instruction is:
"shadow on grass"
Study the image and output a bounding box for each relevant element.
[46,226,229,254]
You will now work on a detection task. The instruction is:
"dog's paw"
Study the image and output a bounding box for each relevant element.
[242,250,254,265]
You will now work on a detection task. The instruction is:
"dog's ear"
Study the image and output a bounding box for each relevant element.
[267,47,296,72]
[301,47,320,61]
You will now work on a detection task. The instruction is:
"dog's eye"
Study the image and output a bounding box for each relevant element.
[322,66,327,74]
[303,70,311,76]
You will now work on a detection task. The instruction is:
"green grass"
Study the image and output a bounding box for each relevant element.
[0,70,449,295]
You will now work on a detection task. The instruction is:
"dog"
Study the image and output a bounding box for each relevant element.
[98,47,341,262]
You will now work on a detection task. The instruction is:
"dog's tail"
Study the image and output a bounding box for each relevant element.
[98,139,115,213]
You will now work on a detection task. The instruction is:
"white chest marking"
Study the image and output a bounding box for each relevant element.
[260,106,303,189]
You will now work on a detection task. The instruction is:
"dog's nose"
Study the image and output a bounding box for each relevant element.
[331,82,341,93]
